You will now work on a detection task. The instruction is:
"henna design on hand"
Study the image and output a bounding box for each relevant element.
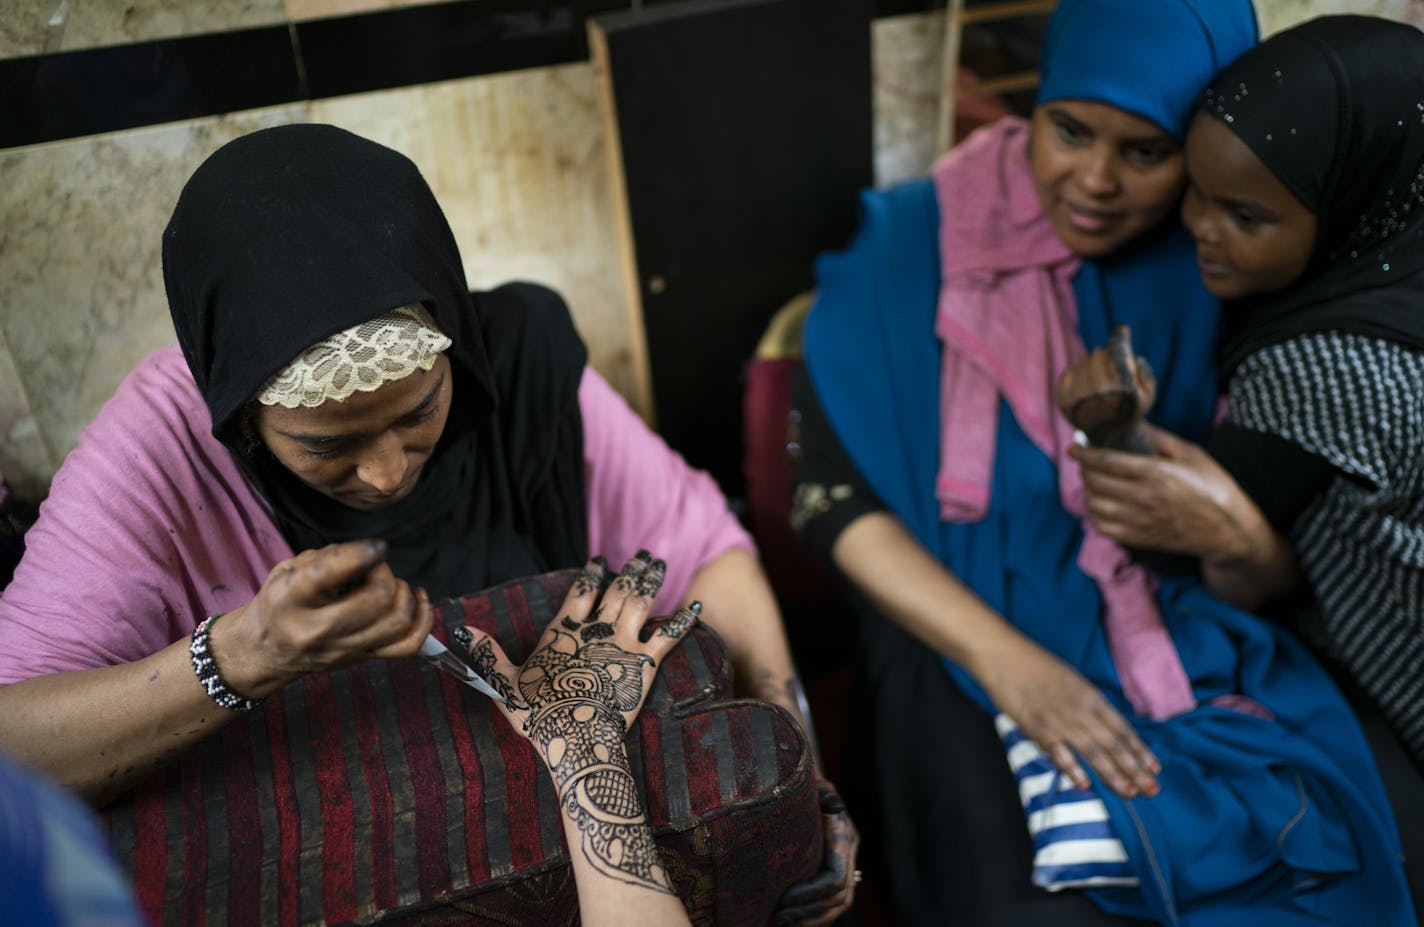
[519,625,670,892]
[658,601,701,639]
[612,550,652,594]
[572,560,606,598]
[470,637,528,709]
[634,559,667,599]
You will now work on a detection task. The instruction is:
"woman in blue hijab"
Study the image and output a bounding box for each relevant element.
[792,0,1414,924]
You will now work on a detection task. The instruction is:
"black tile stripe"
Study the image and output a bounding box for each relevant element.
[0,26,301,149]
[1,0,620,150]
[295,0,627,100]
[3,0,915,150]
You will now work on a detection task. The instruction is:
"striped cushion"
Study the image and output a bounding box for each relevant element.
[995,714,1139,892]
[102,570,822,926]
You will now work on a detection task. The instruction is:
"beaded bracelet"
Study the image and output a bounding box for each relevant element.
[189,614,262,712]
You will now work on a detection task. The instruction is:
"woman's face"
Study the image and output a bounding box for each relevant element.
[1029,100,1186,259]
[1181,113,1318,300]
[254,354,453,511]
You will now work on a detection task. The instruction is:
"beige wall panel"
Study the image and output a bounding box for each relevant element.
[2,0,287,57]
[2,0,54,57]
[309,65,636,400]
[872,11,945,187]
[1257,0,1424,36]
[0,106,307,494]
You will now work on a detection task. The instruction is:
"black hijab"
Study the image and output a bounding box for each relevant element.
[163,124,588,598]
[1206,15,1424,381]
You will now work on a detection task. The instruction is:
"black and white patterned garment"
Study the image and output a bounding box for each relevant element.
[1228,331,1424,762]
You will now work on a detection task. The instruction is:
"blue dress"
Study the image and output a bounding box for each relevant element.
[803,177,1413,925]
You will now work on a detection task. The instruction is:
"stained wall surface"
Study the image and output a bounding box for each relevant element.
[3,0,1420,498]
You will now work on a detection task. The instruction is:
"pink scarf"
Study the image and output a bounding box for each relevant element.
[932,118,1194,721]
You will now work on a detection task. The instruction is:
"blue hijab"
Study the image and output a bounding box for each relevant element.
[804,0,1413,923]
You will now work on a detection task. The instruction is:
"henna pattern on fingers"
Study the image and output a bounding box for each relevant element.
[612,551,652,594]
[633,559,667,599]
[469,637,528,709]
[572,560,605,598]
[520,625,670,892]
[658,601,701,639]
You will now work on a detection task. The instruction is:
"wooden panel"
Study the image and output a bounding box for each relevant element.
[591,0,873,495]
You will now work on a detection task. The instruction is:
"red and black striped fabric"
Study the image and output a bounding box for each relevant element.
[102,570,822,926]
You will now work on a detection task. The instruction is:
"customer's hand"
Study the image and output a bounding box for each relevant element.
[456,552,699,894]
[977,636,1160,799]
[774,778,861,926]
[1070,423,1259,560]
[214,539,434,700]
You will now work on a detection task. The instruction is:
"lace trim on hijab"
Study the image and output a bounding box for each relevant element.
[256,304,453,408]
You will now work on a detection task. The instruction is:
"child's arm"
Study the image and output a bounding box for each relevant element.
[1070,424,1305,610]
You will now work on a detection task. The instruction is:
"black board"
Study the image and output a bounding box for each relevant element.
[591,0,873,497]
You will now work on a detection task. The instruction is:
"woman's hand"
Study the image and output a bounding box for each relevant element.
[456,552,699,898]
[213,539,434,700]
[1070,423,1259,560]
[774,778,861,927]
[976,636,1160,799]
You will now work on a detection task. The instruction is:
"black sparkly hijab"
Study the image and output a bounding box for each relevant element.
[163,123,588,598]
[1207,16,1424,380]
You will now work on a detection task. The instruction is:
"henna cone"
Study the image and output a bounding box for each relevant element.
[1057,325,1156,454]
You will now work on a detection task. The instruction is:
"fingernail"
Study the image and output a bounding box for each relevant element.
[1072,429,1088,447]
[591,555,609,569]
[634,549,651,561]
[650,558,667,573]
[452,626,473,648]
[689,601,703,615]
[368,538,389,557]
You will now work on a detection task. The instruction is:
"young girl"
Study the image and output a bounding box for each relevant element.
[1073,14,1424,917]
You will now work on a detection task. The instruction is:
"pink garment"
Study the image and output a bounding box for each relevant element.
[932,118,1194,721]
[0,345,750,684]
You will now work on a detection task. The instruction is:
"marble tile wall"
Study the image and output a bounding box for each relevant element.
[2,0,287,57]
[872,11,945,188]
[1257,0,1424,36]
[0,64,628,497]
[0,105,307,498]
[5,1,1423,497]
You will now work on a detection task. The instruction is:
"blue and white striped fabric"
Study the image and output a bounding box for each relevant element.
[995,714,1140,892]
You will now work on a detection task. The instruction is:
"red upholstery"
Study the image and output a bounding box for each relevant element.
[102,570,821,926]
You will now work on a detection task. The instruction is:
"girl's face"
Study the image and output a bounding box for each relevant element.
[1029,100,1186,259]
[254,354,453,510]
[1182,112,1318,299]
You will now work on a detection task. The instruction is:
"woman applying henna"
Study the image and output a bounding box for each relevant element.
[0,124,855,925]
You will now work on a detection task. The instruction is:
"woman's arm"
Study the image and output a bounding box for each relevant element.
[792,369,1159,799]
[458,555,694,927]
[830,511,1160,798]
[681,549,805,737]
[0,541,433,805]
